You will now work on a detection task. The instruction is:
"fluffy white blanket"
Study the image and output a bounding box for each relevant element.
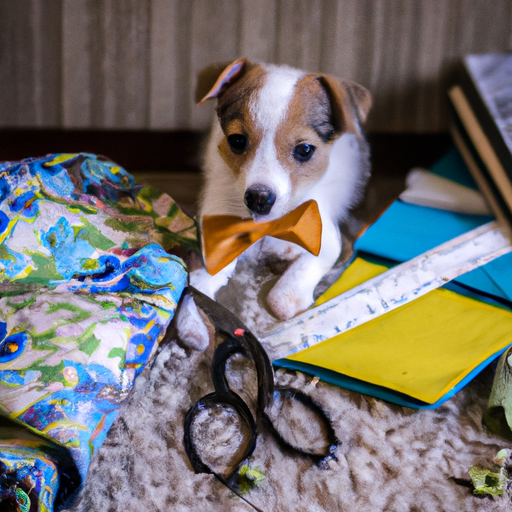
[67,247,512,512]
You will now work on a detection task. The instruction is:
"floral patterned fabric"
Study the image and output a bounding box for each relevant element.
[0,154,197,510]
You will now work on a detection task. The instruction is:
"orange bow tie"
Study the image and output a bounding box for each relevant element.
[201,200,322,275]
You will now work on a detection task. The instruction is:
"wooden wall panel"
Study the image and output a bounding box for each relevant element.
[0,0,62,127]
[1,0,511,132]
[239,0,279,63]
[63,0,151,128]
[276,0,324,70]
[149,0,193,129]
[189,0,242,128]
[31,0,63,126]
[62,0,93,127]
[101,0,151,128]
[0,1,35,127]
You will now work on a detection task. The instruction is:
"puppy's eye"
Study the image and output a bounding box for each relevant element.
[293,143,315,162]
[227,134,247,155]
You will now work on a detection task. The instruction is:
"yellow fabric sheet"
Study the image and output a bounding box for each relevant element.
[287,258,512,404]
[315,257,389,304]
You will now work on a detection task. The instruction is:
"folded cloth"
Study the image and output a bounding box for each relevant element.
[356,149,512,301]
[275,149,512,409]
[0,154,197,510]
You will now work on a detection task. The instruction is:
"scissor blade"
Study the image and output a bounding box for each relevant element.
[262,221,512,361]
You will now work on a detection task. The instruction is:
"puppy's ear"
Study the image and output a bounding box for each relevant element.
[317,75,372,135]
[196,58,248,105]
[344,80,372,124]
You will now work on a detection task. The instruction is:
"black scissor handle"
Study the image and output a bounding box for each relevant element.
[184,389,257,477]
[187,287,275,409]
[264,387,339,464]
[183,287,340,477]
[211,335,250,395]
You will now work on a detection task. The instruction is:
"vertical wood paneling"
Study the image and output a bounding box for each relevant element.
[63,0,150,128]
[87,0,107,127]
[239,0,279,63]
[0,0,62,127]
[319,0,375,83]
[108,0,151,128]
[189,0,242,129]
[149,0,193,129]
[0,1,34,127]
[275,0,324,70]
[93,0,150,128]
[370,0,422,131]
[411,0,452,132]
[62,0,92,127]
[1,0,512,132]
[31,0,63,126]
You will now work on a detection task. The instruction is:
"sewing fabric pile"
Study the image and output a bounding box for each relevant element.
[0,154,197,510]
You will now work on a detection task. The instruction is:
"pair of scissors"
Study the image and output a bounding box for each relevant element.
[183,287,339,509]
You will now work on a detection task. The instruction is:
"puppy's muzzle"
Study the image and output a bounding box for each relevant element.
[244,185,276,216]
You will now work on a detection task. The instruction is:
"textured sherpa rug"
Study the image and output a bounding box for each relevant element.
[66,245,512,512]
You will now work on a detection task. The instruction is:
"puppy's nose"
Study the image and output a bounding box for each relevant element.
[244,186,276,215]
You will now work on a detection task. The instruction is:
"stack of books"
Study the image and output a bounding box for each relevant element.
[448,53,512,238]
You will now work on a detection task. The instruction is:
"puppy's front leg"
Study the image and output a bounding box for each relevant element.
[189,258,237,299]
[267,220,341,321]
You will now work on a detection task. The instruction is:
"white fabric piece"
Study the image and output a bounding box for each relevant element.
[399,168,491,215]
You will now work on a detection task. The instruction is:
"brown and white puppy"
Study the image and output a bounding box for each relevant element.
[190,58,372,321]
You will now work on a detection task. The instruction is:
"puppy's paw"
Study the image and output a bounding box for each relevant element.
[175,294,210,352]
[189,260,237,299]
[189,268,221,299]
[266,281,313,321]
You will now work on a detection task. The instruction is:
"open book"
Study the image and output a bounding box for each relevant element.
[448,53,512,237]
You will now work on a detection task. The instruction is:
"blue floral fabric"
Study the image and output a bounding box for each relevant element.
[0,154,197,511]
